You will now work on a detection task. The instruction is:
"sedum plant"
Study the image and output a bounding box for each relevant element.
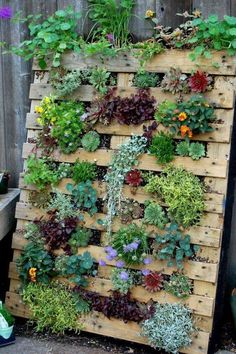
[143,201,168,229]
[149,132,175,164]
[145,166,205,228]
[29,190,51,209]
[104,135,147,233]
[81,131,101,152]
[111,268,134,294]
[133,71,159,89]
[141,302,194,353]
[72,160,97,183]
[164,273,193,299]
[112,224,149,266]
[153,223,199,269]
[22,282,88,333]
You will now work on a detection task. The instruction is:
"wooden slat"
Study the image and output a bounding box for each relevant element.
[25,109,234,143]
[5,291,209,354]
[22,143,228,178]
[18,174,224,214]
[32,49,236,76]
[29,81,234,109]
[14,204,222,247]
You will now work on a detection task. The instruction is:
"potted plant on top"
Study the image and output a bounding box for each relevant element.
[0,171,10,194]
[0,301,15,347]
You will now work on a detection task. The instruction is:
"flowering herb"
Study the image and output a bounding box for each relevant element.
[188,71,213,93]
[111,268,134,294]
[111,224,149,265]
[143,271,164,292]
[155,95,216,138]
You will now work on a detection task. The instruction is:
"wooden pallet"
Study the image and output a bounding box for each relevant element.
[6,50,236,354]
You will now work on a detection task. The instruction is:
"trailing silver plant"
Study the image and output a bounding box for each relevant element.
[104,135,147,234]
[141,302,194,353]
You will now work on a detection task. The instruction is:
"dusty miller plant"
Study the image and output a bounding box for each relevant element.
[104,135,147,234]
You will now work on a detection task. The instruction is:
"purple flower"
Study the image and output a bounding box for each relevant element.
[106,33,114,43]
[120,271,129,281]
[106,254,115,261]
[123,244,133,253]
[105,246,113,253]
[143,257,152,265]
[0,6,12,19]
[116,260,125,268]
[99,259,106,267]
[129,240,140,250]
[142,269,150,276]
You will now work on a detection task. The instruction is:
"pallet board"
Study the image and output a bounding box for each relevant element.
[6,50,235,354]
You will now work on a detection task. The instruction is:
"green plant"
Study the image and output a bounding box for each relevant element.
[89,67,113,95]
[141,302,194,353]
[149,132,175,164]
[111,268,134,294]
[81,131,101,152]
[112,224,149,265]
[188,142,205,160]
[145,166,205,227]
[133,71,159,89]
[143,201,168,229]
[50,101,85,154]
[23,222,43,245]
[0,304,15,326]
[164,273,192,299]
[154,223,199,269]
[132,41,164,69]
[16,242,54,284]
[72,160,97,183]
[51,69,82,97]
[161,67,189,94]
[67,181,98,216]
[22,282,88,333]
[176,141,190,157]
[9,7,82,69]
[68,227,92,252]
[186,15,236,61]
[24,155,60,190]
[88,0,134,47]
[105,135,147,233]
[155,96,216,138]
[54,251,95,286]
[46,192,77,221]
[81,37,117,58]
[29,190,51,209]
[57,162,73,179]
[118,199,143,224]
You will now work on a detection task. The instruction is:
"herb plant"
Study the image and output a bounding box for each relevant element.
[16,242,54,284]
[9,7,82,69]
[22,282,87,333]
[88,0,134,47]
[46,192,77,221]
[153,223,199,269]
[68,227,92,252]
[67,181,98,216]
[131,41,163,69]
[149,132,175,164]
[72,160,97,183]
[155,96,216,138]
[89,67,112,95]
[112,224,149,265]
[29,190,51,209]
[111,268,134,294]
[81,131,101,152]
[164,273,193,299]
[145,166,205,227]
[133,72,159,89]
[51,69,82,97]
[141,303,194,353]
[143,201,168,229]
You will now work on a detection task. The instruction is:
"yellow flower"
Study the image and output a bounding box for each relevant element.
[178,112,187,121]
[44,97,51,104]
[35,106,43,114]
[37,117,43,125]
[145,9,155,18]
[29,267,37,277]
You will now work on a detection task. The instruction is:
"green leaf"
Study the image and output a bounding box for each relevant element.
[55,10,66,17]
[59,42,67,49]
[204,51,212,59]
[208,15,218,23]
[38,58,47,69]
[231,40,236,49]
[224,15,236,26]
[61,23,71,30]
[228,28,236,36]
[194,46,204,55]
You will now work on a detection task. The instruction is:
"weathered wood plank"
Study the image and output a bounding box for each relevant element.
[29,80,235,109]
[22,143,228,178]
[33,50,236,76]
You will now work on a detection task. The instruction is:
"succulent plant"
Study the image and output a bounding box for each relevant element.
[133,71,160,89]
[188,71,213,93]
[81,131,101,152]
[176,141,190,157]
[164,273,192,299]
[118,199,143,224]
[143,201,168,229]
[188,142,205,160]
[161,67,189,94]
[143,271,164,292]
[125,169,143,187]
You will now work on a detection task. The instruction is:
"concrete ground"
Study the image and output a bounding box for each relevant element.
[0,336,121,354]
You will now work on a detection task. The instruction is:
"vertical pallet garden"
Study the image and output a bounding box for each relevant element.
[5,50,236,354]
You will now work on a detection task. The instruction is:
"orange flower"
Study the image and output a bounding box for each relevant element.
[29,267,37,282]
[180,125,193,138]
[188,129,193,138]
[178,112,187,121]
